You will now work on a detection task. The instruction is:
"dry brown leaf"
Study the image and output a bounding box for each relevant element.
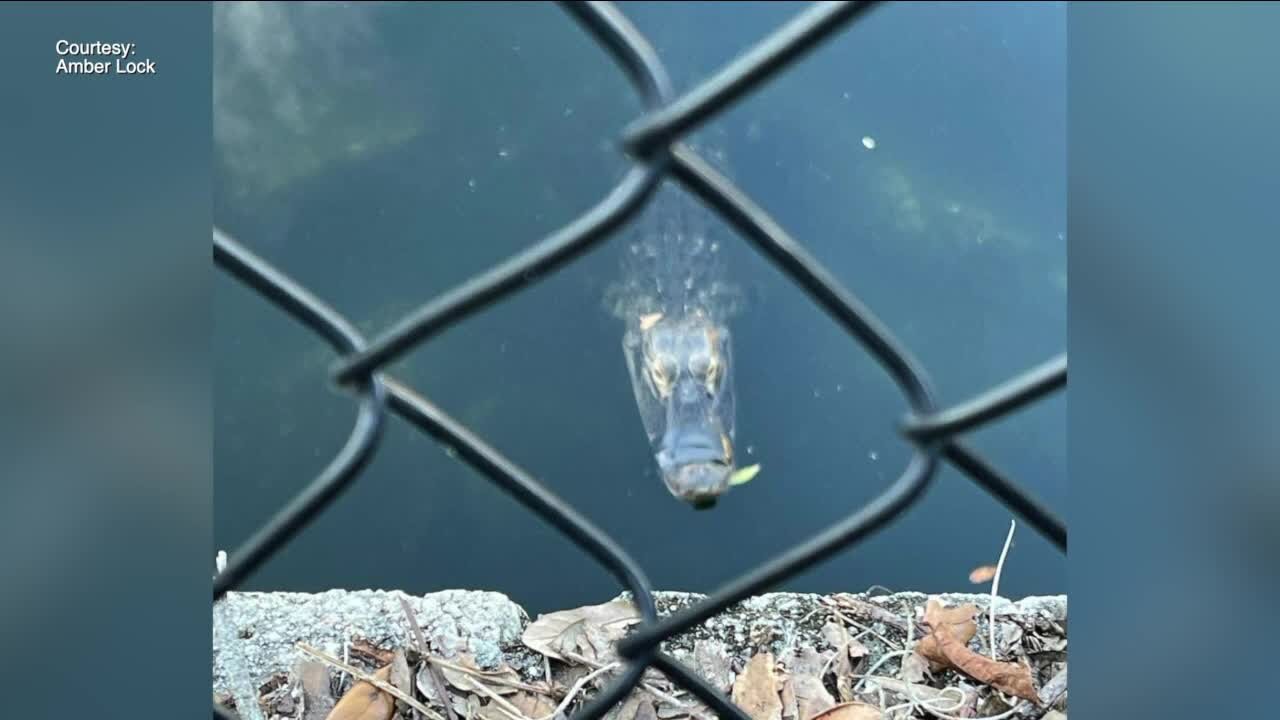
[789,646,833,678]
[932,623,1040,704]
[349,639,396,667]
[476,690,559,720]
[917,598,978,668]
[780,678,799,720]
[898,652,928,685]
[509,691,558,718]
[694,639,734,692]
[807,701,882,720]
[820,622,849,651]
[324,665,395,720]
[731,652,783,720]
[969,565,998,584]
[791,672,836,720]
[436,653,523,696]
[521,598,642,663]
[296,660,336,720]
[604,695,649,720]
[389,650,413,696]
[635,697,659,720]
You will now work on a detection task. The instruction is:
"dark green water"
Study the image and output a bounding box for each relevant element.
[214,1,1065,616]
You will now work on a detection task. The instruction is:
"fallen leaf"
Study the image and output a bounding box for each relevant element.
[917,598,978,668]
[634,697,659,720]
[654,698,689,720]
[604,695,652,720]
[435,653,523,696]
[603,696,638,720]
[898,652,928,685]
[788,646,833,678]
[931,623,1040,704]
[780,678,799,720]
[818,622,867,664]
[807,701,882,720]
[521,598,642,663]
[731,652,783,720]
[349,639,396,667]
[791,672,836,720]
[296,660,336,720]
[324,665,395,720]
[845,638,869,661]
[694,639,734,692]
[969,565,998,584]
[729,464,762,486]
[477,690,559,720]
[389,649,413,696]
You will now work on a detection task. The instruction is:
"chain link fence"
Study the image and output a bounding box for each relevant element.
[212,2,1067,719]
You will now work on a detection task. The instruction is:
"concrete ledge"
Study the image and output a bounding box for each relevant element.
[214,588,1066,704]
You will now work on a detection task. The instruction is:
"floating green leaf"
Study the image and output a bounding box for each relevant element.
[729,464,761,486]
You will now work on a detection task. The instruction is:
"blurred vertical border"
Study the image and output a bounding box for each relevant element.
[0,2,1277,718]
[1071,2,1279,718]
[0,3,211,718]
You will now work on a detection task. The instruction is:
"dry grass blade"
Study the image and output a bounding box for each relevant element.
[297,643,446,720]
[324,665,395,720]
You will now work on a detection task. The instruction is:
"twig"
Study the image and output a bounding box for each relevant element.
[400,595,459,720]
[398,595,429,654]
[827,607,898,649]
[563,652,687,709]
[427,656,548,694]
[826,594,913,633]
[454,672,529,720]
[296,642,446,720]
[858,672,1023,720]
[991,519,1017,660]
[533,661,619,720]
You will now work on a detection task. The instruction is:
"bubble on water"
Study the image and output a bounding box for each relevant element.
[813,388,822,398]
[498,148,509,158]
[467,178,476,190]
[444,447,458,460]
[868,450,879,461]
[862,136,877,150]
[746,445,755,455]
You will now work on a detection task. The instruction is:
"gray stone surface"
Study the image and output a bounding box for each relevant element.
[213,589,528,698]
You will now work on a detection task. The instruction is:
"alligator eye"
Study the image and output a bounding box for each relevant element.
[705,353,721,392]
[648,352,676,399]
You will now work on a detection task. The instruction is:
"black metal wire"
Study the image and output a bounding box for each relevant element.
[213,2,1067,718]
